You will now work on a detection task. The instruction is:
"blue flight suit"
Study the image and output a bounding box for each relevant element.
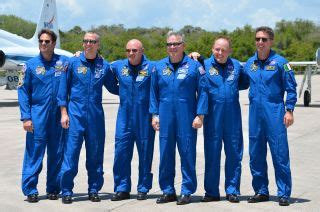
[111,55,155,193]
[244,50,297,198]
[58,53,119,196]
[203,55,249,198]
[18,53,69,196]
[150,54,208,195]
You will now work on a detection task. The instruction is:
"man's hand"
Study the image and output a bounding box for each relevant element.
[192,115,204,129]
[188,52,201,61]
[23,120,33,132]
[152,115,160,131]
[283,111,294,128]
[60,106,69,129]
[61,114,69,129]
[74,51,82,57]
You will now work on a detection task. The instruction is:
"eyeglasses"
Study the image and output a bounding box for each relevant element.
[214,48,227,53]
[83,39,98,44]
[166,42,183,47]
[255,37,269,42]
[126,49,139,53]
[38,39,51,44]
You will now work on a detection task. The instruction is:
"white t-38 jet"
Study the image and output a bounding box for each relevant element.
[0,0,73,89]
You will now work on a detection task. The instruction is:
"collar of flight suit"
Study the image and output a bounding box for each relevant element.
[253,49,276,64]
[165,53,188,71]
[125,54,148,70]
[210,54,232,68]
[38,52,59,64]
[79,52,102,65]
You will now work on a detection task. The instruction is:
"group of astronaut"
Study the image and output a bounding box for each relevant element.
[17,26,297,206]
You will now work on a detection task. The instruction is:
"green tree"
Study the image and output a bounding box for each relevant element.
[1,15,319,63]
[0,15,35,38]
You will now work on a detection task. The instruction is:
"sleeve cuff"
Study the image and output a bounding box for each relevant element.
[21,116,31,121]
[58,100,67,107]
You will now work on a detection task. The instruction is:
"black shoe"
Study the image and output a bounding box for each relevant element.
[47,193,59,200]
[89,193,101,202]
[279,197,290,206]
[137,192,147,200]
[111,192,130,201]
[27,194,39,203]
[156,193,177,204]
[62,195,72,204]
[226,194,239,203]
[247,194,269,203]
[177,195,191,205]
[200,195,220,202]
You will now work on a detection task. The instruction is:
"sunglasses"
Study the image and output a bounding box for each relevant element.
[255,37,269,42]
[38,39,51,44]
[126,49,139,53]
[83,39,98,44]
[166,42,183,47]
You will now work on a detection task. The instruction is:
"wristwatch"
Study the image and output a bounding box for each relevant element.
[286,109,293,113]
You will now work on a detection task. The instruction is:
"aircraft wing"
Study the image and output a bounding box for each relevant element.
[288,49,320,107]
[0,47,72,89]
[0,0,74,89]
[289,61,317,66]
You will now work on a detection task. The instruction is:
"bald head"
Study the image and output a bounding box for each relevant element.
[126,39,144,66]
[127,39,143,49]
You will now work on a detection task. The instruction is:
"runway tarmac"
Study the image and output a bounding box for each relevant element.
[0,74,319,211]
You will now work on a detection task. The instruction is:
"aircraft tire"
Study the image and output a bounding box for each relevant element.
[304,90,311,107]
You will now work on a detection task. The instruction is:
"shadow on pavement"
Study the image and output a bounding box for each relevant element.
[0,101,18,107]
[295,103,320,108]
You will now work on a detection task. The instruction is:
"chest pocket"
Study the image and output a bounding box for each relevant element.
[54,63,65,77]
[227,70,240,89]
[119,73,133,87]
[176,68,189,80]
[158,68,173,87]
[177,70,196,89]
[93,68,105,86]
[262,65,279,84]
[32,67,52,85]
[135,69,149,86]
[136,75,151,101]
[207,74,221,95]
[74,64,91,85]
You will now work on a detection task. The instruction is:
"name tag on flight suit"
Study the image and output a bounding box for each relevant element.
[177,68,188,79]
[177,74,186,79]
[227,74,234,81]
[136,75,144,81]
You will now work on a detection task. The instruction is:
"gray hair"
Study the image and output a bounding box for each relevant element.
[167,30,185,43]
[85,31,100,41]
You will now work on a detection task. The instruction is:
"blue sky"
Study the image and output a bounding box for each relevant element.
[1,0,319,32]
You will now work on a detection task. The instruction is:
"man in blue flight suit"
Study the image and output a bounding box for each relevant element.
[201,36,249,203]
[110,39,155,201]
[245,26,297,206]
[150,31,208,205]
[18,29,69,203]
[58,32,119,204]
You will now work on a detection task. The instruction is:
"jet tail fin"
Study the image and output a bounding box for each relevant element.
[30,0,61,48]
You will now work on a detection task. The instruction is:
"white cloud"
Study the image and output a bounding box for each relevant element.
[0,2,20,12]
[282,0,300,11]
[248,8,282,29]
[231,0,250,12]
[1,0,319,32]
[57,0,83,16]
